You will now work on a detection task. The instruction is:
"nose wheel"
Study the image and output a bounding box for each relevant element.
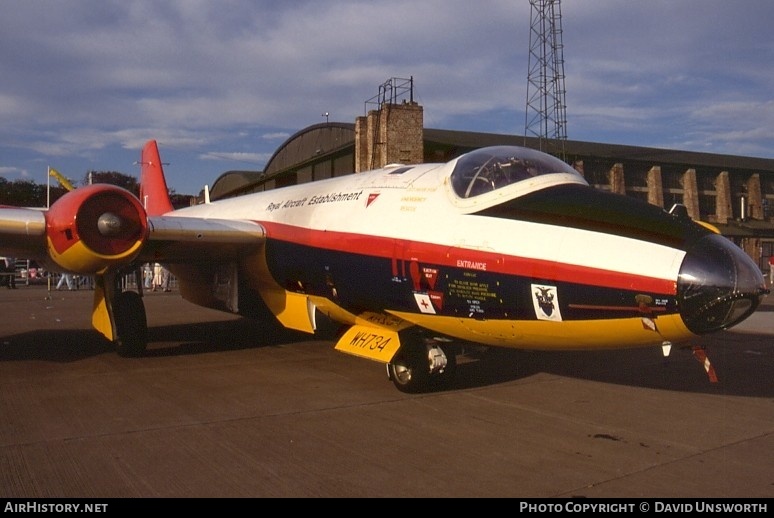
[387,342,457,393]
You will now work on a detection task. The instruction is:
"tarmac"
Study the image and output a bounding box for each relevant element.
[0,283,772,498]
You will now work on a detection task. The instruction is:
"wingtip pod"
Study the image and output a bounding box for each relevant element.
[139,139,175,216]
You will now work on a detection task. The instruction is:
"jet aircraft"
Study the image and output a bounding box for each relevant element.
[0,140,768,392]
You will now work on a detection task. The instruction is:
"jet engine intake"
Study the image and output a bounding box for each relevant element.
[45,184,148,274]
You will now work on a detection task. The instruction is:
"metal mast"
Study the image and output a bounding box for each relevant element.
[524,0,567,155]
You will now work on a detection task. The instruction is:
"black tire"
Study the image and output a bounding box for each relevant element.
[388,346,431,394]
[388,343,457,393]
[113,291,148,357]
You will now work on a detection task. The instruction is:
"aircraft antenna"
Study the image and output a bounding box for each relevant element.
[524,0,567,157]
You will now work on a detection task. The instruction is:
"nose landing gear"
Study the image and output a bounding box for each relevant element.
[387,340,457,393]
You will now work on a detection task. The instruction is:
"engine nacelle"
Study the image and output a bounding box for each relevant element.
[45,184,148,274]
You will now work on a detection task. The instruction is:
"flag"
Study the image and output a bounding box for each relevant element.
[49,167,74,191]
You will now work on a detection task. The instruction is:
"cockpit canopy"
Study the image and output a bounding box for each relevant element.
[451,145,586,199]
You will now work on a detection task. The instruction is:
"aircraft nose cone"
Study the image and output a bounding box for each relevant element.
[677,233,769,334]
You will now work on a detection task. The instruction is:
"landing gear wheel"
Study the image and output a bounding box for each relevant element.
[431,345,457,387]
[388,344,457,393]
[113,291,148,357]
[388,346,431,394]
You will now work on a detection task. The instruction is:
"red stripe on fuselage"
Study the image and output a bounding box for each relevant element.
[260,221,678,296]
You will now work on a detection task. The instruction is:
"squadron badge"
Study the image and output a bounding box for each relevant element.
[531,284,562,321]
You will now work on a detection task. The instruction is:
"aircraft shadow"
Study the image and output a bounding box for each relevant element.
[0,317,307,363]
[2,317,772,398]
[0,329,113,362]
[142,317,310,357]
[446,330,774,398]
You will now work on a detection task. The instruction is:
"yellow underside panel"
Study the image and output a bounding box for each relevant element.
[386,311,695,350]
[334,324,403,363]
[91,282,114,341]
[333,309,417,362]
[307,295,360,327]
[262,289,316,333]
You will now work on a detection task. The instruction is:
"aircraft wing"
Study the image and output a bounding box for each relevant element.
[0,205,265,271]
[0,206,48,259]
[140,215,266,264]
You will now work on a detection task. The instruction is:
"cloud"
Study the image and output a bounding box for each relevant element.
[0,167,30,180]
[261,132,291,141]
[1,0,772,194]
[199,151,271,165]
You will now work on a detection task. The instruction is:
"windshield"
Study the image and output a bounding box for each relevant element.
[451,146,582,198]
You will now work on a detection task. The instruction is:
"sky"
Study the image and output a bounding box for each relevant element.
[1,0,773,196]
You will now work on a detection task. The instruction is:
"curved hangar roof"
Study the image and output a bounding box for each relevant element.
[209,122,774,200]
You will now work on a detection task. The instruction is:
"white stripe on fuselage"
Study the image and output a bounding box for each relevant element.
[171,162,685,283]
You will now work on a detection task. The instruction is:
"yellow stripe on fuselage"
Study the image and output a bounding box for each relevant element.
[386,310,695,350]
[309,291,694,360]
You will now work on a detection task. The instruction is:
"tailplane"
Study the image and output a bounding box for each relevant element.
[138,139,174,216]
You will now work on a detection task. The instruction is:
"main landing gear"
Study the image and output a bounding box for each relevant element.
[113,290,148,357]
[100,268,149,357]
[387,339,457,393]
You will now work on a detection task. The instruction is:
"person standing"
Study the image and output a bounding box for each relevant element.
[160,266,172,292]
[56,272,74,290]
[3,257,17,289]
[144,264,153,289]
[769,255,774,286]
[152,263,162,291]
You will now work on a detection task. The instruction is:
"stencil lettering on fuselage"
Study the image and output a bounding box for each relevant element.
[264,190,364,212]
[446,272,499,317]
[532,284,562,321]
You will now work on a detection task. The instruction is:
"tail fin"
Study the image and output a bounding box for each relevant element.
[138,139,174,216]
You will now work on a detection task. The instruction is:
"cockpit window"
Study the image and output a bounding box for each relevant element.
[451,145,582,198]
